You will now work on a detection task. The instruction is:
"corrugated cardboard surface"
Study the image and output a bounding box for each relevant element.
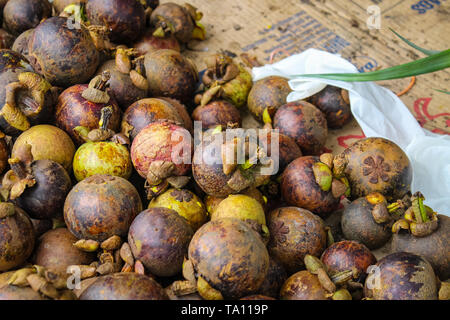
[176,0,449,153]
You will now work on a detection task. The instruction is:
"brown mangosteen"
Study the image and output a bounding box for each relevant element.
[0,203,35,272]
[29,218,52,237]
[341,193,394,250]
[0,29,14,49]
[11,29,34,57]
[0,69,57,137]
[333,137,412,201]
[134,28,180,56]
[55,71,122,146]
[281,156,342,217]
[257,257,288,298]
[28,16,100,87]
[150,2,204,44]
[280,270,328,300]
[321,240,376,278]
[86,0,146,44]
[96,59,147,111]
[192,100,241,130]
[148,188,207,231]
[247,76,291,123]
[12,125,76,171]
[3,0,51,36]
[188,218,269,299]
[80,273,168,300]
[307,85,352,129]
[364,252,438,300]
[193,132,273,197]
[128,207,193,277]
[121,98,192,141]
[33,228,96,273]
[0,49,31,73]
[273,100,328,155]
[64,174,143,241]
[130,120,193,198]
[259,131,302,173]
[158,97,193,133]
[391,192,449,280]
[267,206,327,274]
[144,49,198,103]
[2,144,72,220]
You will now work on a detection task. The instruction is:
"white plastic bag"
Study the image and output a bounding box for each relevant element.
[252,49,450,214]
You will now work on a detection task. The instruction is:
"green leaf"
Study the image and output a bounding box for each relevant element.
[390,28,440,56]
[299,49,450,82]
[435,89,450,94]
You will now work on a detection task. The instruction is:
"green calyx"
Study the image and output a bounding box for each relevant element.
[313,162,333,192]
[412,192,428,223]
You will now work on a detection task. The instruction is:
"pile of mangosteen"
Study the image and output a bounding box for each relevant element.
[0,0,447,301]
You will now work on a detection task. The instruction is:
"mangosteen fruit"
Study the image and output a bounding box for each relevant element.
[211,194,269,240]
[28,16,100,87]
[95,59,147,111]
[3,0,52,36]
[86,0,146,44]
[121,98,192,141]
[257,257,288,298]
[12,124,76,171]
[55,71,122,146]
[144,49,198,103]
[341,193,394,250]
[321,240,376,278]
[0,29,14,49]
[150,2,204,44]
[247,76,291,123]
[72,106,132,181]
[0,203,35,272]
[273,100,328,155]
[134,28,180,56]
[192,132,272,197]
[11,29,34,57]
[80,272,168,300]
[130,120,192,198]
[281,156,342,217]
[0,49,31,73]
[33,228,96,273]
[259,131,302,173]
[267,206,327,274]
[333,137,412,201]
[148,188,207,231]
[280,270,328,300]
[2,144,72,220]
[200,53,252,108]
[307,85,352,129]
[391,192,449,280]
[364,252,438,300]
[188,218,269,299]
[64,174,142,241]
[192,100,241,130]
[128,207,193,277]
